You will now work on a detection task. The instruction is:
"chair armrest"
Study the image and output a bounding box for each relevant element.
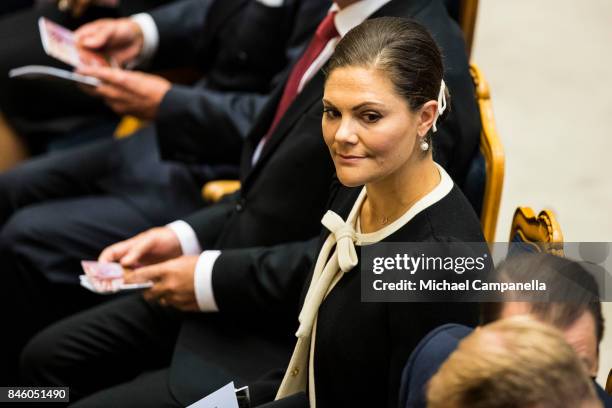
[202,180,241,203]
[114,116,147,139]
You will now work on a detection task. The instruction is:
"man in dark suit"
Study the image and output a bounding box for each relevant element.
[0,0,173,153]
[21,0,481,406]
[399,253,612,408]
[0,0,328,386]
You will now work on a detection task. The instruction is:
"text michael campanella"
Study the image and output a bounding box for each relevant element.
[369,253,547,293]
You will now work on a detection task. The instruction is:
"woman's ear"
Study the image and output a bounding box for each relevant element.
[417,101,438,136]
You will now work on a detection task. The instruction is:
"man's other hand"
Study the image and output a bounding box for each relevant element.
[98,227,183,268]
[77,66,171,119]
[126,256,200,312]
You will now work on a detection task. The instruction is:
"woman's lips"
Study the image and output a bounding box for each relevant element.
[336,153,366,164]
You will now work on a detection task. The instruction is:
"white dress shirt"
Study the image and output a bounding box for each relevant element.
[169,0,392,312]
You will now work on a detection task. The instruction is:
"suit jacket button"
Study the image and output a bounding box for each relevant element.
[237,50,248,62]
[291,368,299,377]
[235,198,245,212]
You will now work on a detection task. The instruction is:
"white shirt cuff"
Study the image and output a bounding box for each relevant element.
[167,220,202,256]
[256,0,284,6]
[194,250,222,312]
[130,13,159,67]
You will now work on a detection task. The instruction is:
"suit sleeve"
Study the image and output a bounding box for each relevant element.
[182,191,239,248]
[156,85,270,165]
[210,238,320,325]
[206,177,341,322]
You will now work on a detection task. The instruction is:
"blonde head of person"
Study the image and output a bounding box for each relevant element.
[427,316,602,408]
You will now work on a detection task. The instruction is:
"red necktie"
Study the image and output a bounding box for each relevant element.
[265,11,339,137]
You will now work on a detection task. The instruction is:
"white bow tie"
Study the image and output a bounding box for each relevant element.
[296,210,359,337]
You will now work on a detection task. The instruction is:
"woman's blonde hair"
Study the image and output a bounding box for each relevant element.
[427,316,599,408]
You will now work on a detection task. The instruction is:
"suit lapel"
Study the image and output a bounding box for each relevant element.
[240,80,285,178]
[241,70,325,188]
[258,71,325,164]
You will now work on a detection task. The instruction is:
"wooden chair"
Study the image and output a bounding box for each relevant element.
[114,115,147,139]
[0,112,29,171]
[606,369,612,395]
[509,207,564,256]
[202,179,241,203]
[468,62,505,243]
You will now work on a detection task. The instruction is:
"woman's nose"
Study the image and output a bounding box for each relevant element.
[334,118,358,144]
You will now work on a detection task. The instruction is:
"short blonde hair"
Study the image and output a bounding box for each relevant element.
[427,316,599,408]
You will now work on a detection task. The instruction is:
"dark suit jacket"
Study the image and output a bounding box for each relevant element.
[152,0,331,169]
[166,0,480,404]
[399,323,472,408]
[399,323,612,408]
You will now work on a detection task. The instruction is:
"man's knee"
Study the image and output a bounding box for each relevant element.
[19,326,60,385]
[0,206,50,255]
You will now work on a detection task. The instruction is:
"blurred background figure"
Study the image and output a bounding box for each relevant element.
[0,0,172,169]
[401,253,612,408]
[427,316,603,408]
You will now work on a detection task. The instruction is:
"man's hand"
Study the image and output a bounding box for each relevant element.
[99,227,182,268]
[75,18,144,67]
[77,66,171,119]
[125,256,200,312]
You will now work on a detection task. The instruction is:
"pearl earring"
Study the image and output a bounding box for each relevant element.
[420,137,429,152]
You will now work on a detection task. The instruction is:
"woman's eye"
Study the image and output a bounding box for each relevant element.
[323,108,340,119]
[362,112,381,123]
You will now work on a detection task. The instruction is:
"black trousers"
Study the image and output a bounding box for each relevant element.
[21,295,240,407]
[0,127,206,385]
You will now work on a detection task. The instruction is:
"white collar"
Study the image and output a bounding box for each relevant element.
[330,0,393,37]
[352,163,454,245]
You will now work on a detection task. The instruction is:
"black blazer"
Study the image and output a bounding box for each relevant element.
[169,0,480,404]
[254,182,486,408]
